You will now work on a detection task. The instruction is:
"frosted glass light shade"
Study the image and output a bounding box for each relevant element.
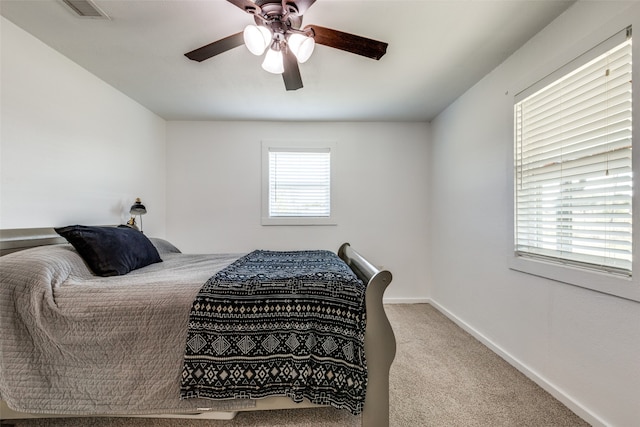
[243,25,271,56]
[288,33,315,63]
[262,48,284,74]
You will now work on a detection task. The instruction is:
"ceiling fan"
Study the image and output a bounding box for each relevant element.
[184,0,388,91]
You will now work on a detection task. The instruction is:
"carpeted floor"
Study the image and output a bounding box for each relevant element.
[386,304,587,427]
[3,304,588,426]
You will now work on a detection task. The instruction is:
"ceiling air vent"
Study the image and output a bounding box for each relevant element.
[61,0,109,19]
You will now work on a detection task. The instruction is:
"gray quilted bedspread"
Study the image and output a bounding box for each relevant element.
[0,241,254,415]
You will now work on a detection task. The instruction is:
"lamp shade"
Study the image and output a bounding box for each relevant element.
[288,33,315,63]
[129,198,147,215]
[262,47,284,74]
[243,25,271,56]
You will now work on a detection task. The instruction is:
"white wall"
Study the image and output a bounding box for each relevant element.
[429,2,640,426]
[166,121,430,302]
[0,17,167,236]
[8,2,638,423]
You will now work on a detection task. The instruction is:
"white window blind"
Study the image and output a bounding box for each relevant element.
[514,31,632,275]
[268,148,331,218]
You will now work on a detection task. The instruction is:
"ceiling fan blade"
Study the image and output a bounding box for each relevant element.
[290,0,317,15]
[185,32,245,62]
[282,49,303,91]
[304,25,388,60]
[226,0,261,14]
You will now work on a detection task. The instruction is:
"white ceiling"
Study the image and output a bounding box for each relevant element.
[1,0,575,121]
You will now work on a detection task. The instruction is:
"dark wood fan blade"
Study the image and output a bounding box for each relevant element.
[304,25,388,60]
[282,49,303,91]
[226,0,261,14]
[185,32,245,62]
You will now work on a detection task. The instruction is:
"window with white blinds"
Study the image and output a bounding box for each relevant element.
[514,29,632,276]
[262,141,336,225]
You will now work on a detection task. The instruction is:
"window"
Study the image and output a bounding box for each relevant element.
[261,141,336,225]
[511,27,637,301]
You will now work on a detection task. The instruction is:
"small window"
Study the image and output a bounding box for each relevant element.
[261,141,336,226]
[511,27,636,301]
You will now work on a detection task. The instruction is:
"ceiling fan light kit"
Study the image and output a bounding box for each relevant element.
[262,42,285,74]
[287,32,315,63]
[243,24,271,55]
[243,23,314,73]
[185,0,388,90]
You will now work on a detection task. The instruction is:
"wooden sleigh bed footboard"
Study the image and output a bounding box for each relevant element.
[0,229,396,426]
[339,243,396,427]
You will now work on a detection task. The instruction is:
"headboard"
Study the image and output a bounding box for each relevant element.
[0,228,67,256]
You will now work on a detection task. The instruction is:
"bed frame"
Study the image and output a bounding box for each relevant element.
[0,228,396,427]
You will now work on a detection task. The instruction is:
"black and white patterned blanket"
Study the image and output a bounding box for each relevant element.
[180,250,367,415]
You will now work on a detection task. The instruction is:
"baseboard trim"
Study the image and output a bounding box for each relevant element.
[426,298,608,427]
[383,297,430,304]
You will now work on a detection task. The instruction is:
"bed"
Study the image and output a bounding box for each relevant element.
[0,227,396,426]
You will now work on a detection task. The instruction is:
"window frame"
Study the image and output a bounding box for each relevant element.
[508,27,640,302]
[261,140,337,226]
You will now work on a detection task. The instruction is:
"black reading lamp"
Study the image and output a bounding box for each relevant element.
[126,198,147,232]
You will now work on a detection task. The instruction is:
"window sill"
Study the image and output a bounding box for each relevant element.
[261,217,337,226]
[508,255,639,303]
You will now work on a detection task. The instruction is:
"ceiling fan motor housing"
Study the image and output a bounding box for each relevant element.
[254,1,302,32]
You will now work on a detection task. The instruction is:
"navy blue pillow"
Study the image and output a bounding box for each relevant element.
[55,225,162,276]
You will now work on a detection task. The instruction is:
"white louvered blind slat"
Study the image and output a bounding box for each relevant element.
[268,149,331,218]
[514,35,632,275]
